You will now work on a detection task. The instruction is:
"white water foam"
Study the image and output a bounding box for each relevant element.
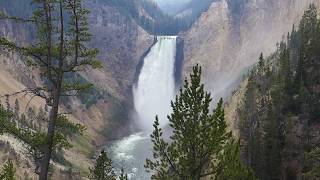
[133,36,177,130]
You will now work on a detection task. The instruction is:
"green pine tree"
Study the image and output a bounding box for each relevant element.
[215,139,256,180]
[89,150,116,180]
[145,65,255,179]
[263,104,281,180]
[0,104,11,135]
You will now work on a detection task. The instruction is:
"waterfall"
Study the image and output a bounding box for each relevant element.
[107,36,177,179]
[133,36,177,131]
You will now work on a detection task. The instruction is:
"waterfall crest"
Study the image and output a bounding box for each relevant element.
[133,36,177,130]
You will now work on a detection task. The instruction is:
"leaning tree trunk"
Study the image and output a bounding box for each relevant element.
[39,76,62,180]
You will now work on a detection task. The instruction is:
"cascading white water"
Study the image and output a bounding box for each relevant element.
[107,36,177,180]
[133,36,177,130]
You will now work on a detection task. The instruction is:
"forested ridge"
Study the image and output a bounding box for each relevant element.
[238,4,320,180]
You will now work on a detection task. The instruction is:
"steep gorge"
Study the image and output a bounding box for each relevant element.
[1,0,320,179]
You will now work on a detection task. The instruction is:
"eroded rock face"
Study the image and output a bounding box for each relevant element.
[79,0,154,141]
[85,0,154,99]
[182,0,320,100]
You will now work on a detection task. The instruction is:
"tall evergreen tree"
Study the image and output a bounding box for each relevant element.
[215,139,256,180]
[0,105,11,135]
[89,150,116,180]
[294,4,318,105]
[0,0,101,179]
[145,65,255,179]
[263,104,281,180]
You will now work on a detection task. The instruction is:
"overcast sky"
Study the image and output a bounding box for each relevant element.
[155,0,190,6]
[154,0,191,14]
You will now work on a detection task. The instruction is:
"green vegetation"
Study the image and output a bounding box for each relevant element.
[0,160,16,180]
[238,4,320,179]
[89,150,116,180]
[304,147,320,179]
[61,73,103,109]
[145,65,256,179]
[89,150,129,180]
[0,101,85,177]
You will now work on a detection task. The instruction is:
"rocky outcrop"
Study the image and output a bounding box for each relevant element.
[85,0,153,99]
[78,0,154,142]
[182,0,320,100]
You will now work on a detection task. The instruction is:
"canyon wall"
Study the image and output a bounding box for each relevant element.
[182,0,320,100]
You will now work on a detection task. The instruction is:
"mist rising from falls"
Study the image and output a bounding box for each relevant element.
[133,36,177,131]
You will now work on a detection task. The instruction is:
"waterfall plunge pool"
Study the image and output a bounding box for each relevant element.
[106,132,152,179]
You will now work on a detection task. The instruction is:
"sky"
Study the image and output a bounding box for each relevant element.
[155,0,191,6]
[154,0,191,14]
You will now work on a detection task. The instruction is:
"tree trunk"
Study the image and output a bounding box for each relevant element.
[39,76,62,180]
